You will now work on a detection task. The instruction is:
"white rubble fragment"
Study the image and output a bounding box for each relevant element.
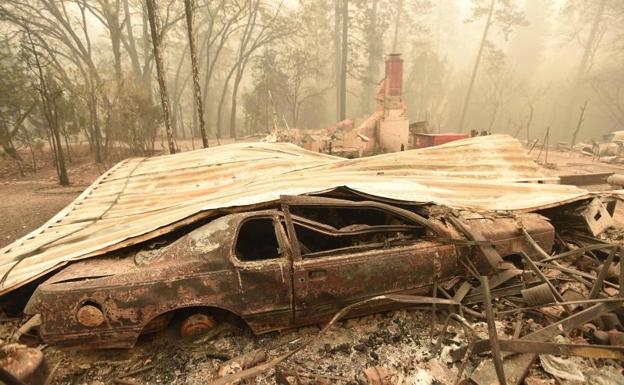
[539,355,585,382]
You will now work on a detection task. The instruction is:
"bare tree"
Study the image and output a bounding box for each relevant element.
[184,0,208,147]
[284,49,329,127]
[591,67,624,130]
[339,0,348,121]
[0,0,107,162]
[145,0,175,154]
[122,0,142,79]
[457,0,494,133]
[198,1,246,128]
[0,42,36,173]
[84,0,124,81]
[334,0,341,122]
[525,103,534,143]
[457,0,526,132]
[560,0,609,135]
[24,28,69,186]
[361,0,381,113]
[571,99,589,147]
[215,1,293,139]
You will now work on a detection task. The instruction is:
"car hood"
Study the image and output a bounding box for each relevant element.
[38,214,239,291]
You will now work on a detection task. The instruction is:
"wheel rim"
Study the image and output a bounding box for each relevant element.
[180,313,216,338]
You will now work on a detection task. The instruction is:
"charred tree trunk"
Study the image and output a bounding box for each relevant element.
[229,65,247,139]
[363,0,379,113]
[141,1,154,93]
[107,6,123,82]
[88,88,103,163]
[145,0,176,154]
[217,58,239,139]
[526,103,534,143]
[192,92,198,142]
[27,30,69,186]
[29,142,37,173]
[339,0,348,121]
[561,0,607,136]
[0,103,34,174]
[184,0,208,147]
[334,0,341,122]
[571,100,589,147]
[63,130,72,163]
[123,0,142,78]
[457,0,495,132]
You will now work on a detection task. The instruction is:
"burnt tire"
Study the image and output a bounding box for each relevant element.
[180,313,216,338]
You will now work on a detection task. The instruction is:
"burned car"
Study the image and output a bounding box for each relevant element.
[24,196,555,349]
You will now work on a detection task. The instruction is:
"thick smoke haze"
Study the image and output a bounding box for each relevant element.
[1,0,622,161]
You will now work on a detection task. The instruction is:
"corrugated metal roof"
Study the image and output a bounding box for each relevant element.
[0,135,592,295]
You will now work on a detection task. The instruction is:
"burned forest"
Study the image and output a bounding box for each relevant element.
[1,1,624,385]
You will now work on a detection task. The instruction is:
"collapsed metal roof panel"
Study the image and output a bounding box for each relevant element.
[0,135,592,295]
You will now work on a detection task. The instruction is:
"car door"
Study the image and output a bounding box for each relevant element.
[228,211,294,332]
[281,198,458,326]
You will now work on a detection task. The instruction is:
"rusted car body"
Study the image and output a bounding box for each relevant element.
[24,197,555,349]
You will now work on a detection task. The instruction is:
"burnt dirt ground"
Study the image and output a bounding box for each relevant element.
[1,147,624,385]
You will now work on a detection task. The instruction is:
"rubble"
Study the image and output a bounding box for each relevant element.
[2,230,624,385]
[0,343,48,385]
[186,223,624,385]
[1,135,624,384]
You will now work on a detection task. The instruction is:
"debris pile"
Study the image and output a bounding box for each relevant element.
[19,221,622,385]
[1,136,623,384]
[198,227,624,385]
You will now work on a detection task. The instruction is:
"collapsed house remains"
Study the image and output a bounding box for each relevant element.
[1,135,624,385]
[265,54,468,157]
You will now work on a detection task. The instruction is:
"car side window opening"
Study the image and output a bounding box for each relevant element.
[289,206,414,230]
[286,206,426,258]
[235,217,280,261]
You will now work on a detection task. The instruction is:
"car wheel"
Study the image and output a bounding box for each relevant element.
[180,313,216,338]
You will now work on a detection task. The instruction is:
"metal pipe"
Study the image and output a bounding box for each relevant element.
[481,276,507,385]
[521,251,573,315]
[433,313,476,384]
[430,281,438,340]
[536,261,620,290]
[498,297,624,315]
[589,247,616,299]
[438,286,486,319]
[540,243,616,264]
